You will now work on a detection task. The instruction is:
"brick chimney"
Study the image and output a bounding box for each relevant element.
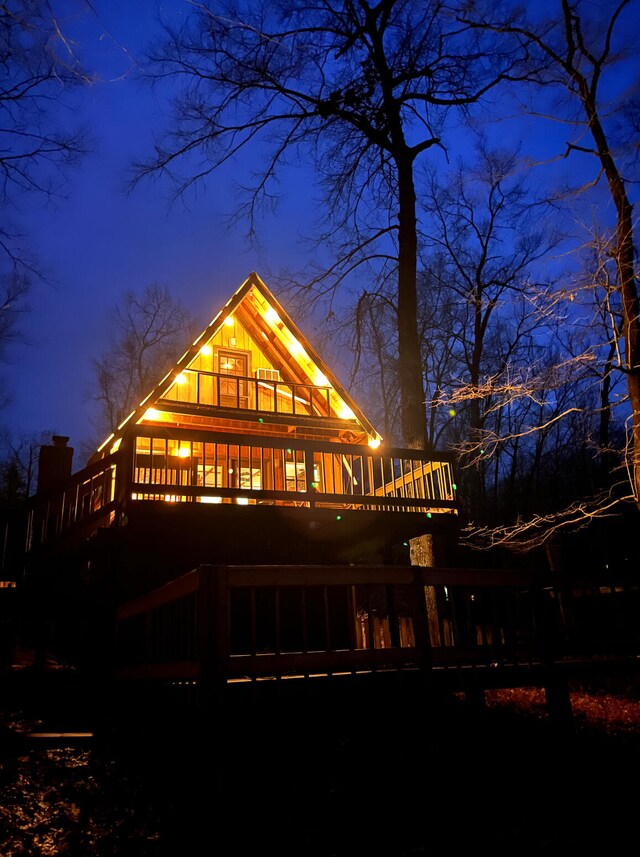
[37,435,74,494]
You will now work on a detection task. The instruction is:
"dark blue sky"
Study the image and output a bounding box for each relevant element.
[3,0,321,457]
[2,0,637,465]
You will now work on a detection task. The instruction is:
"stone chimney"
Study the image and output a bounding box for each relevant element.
[37,435,74,495]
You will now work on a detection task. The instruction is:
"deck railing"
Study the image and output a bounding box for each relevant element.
[25,430,458,552]
[163,369,337,419]
[113,564,640,718]
[26,451,120,553]
[130,429,457,513]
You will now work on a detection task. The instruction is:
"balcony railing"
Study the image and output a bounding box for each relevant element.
[26,430,458,551]
[162,369,342,419]
[130,430,457,513]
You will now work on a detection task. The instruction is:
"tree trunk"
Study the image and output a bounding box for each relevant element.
[584,90,640,506]
[396,156,426,452]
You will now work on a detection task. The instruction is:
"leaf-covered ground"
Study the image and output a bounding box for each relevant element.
[1,680,639,856]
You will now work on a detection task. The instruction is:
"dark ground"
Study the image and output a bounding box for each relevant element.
[1,662,640,856]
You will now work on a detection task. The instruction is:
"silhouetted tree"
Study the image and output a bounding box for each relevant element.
[458,0,640,509]
[89,285,197,440]
[1,0,90,274]
[136,0,530,452]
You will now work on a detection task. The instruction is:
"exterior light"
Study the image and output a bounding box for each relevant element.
[449,409,456,417]
[368,437,381,449]
[176,373,188,385]
[290,338,305,357]
[143,408,161,420]
[258,418,264,423]
[224,316,234,327]
[338,404,356,420]
[200,496,222,504]
[110,439,122,454]
[336,515,342,521]
[236,497,249,505]
[265,307,280,324]
[426,512,432,518]
[177,447,190,458]
[315,371,329,386]
[200,344,212,356]
[452,483,457,491]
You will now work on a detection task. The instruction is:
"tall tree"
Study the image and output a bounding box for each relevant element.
[457,0,640,507]
[1,1,89,408]
[1,0,89,273]
[136,0,528,451]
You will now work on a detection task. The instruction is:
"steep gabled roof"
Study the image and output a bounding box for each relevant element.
[95,272,382,457]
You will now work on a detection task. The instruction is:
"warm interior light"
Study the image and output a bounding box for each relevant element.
[200,496,222,504]
[143,408,161,420]
[236,497,249,505]
[368,437,381,449]
[264,307,281,325]
[175,373,188,384]
[175,447,190,458]
[200,344,212,356]
[224,316,234,327]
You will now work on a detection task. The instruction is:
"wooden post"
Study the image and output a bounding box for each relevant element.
[197,564,230,719]
[534,581,575,734]
[197,565,231,794]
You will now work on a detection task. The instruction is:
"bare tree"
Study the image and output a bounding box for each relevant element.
[0,269,29,408]
[1,0,90,273]
[457,0,640,508]
[89,285,197,440]
[1,1,90,409]
[135,0,531,451]
[0,426,49,503]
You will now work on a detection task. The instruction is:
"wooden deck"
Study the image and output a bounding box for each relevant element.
[112,563,640,728]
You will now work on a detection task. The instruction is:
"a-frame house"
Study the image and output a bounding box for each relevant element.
[24,273,459,655]
[16,275,640,725]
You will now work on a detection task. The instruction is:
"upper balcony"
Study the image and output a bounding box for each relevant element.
[160,368,348,421]
[25,428,459,558]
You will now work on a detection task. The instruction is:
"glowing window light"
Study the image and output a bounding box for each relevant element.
[224,316,234,327]
[264,307,280,325]
[368,437,381,449]
[236,497,249,505]
[200,344,212,356]
[175,373,188,385]
[175,447,190,458]
[143,408,161,420]
[200,496,222,504]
